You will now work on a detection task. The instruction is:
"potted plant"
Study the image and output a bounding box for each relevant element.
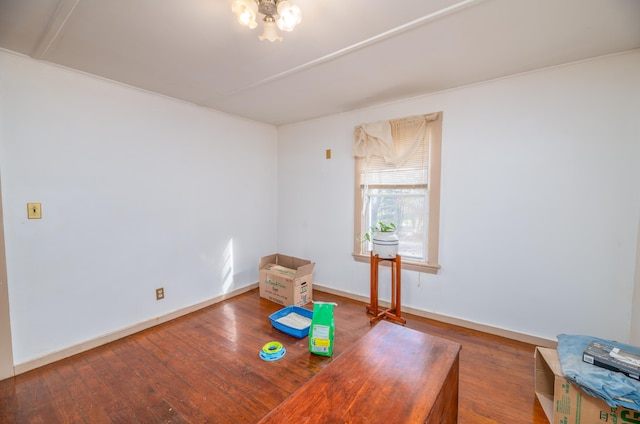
[365,221,399,259]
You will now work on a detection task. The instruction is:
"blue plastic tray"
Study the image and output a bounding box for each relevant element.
[269,306,313,338]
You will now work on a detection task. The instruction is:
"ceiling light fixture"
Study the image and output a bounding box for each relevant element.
[231,0,302,42]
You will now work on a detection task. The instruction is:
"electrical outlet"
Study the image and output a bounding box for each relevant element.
[27,203,42,219]
[156,287,164,300]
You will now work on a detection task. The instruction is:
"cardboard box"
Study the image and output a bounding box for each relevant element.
[535,347,640,424]
[259,254,314,307]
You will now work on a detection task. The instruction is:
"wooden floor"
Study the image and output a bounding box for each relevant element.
[0,289,550,423]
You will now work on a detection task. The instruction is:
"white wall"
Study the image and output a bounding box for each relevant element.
[0,183,13,379]
[2,49,638,367]
[277,51,640,343]
[632,212,640,345]
[0,51,278,364]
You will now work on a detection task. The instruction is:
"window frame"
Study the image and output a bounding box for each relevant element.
[352,112,442,274]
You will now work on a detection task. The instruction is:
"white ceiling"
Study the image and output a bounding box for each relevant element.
[1,0,639,126]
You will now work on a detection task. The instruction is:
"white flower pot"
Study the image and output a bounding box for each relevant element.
[372,232,399,259]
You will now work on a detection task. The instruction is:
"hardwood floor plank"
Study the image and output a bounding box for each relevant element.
[82,347,148,423]
[41,361,87,423]
[0,377,17,423]
[125,337,217,424]
[164,322,287,412]
[13,368,69,423]
[54,359,112,423]
[156,325,278,416]
[0,288,551,423]
[105,341,183,424]
[144,330,260,423]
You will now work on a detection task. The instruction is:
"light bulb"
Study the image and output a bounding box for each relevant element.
[232,0,257,29]
[276,2,301,32]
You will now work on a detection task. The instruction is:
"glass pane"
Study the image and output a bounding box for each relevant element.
[366,188,428,261]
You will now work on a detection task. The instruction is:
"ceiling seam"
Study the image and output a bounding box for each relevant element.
[221,0,486,97]
[32,0,81,59]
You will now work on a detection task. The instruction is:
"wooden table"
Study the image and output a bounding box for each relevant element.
[367,252,406,325]
[257,321,461,424]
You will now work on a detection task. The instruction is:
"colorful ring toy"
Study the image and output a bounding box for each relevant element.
[262,341,283,354]
[260,341,286,361]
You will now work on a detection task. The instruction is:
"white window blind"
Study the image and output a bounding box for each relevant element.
[353,112,439,186]
[353,112,443,273]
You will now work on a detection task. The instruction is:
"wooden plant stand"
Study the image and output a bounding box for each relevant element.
[367,251,406,325]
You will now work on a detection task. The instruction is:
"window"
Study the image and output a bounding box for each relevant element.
[353,112,442,274]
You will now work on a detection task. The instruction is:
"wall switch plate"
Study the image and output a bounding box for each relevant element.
[27,203,42,219]
[326,149,332,159]
[156,287,164,300]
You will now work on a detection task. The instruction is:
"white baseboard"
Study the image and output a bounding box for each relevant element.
[313,284,557,349]
[13,281,555,377]
[13,283,259,376]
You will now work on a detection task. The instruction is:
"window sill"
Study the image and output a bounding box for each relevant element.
[352,253,440,275]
